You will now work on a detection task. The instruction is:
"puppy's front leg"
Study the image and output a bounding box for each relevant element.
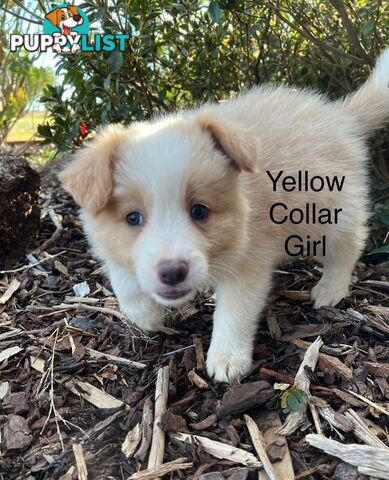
[207,268,272,383]
[106,264,164,331]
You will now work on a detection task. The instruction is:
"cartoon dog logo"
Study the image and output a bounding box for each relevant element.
[45,5,84,53]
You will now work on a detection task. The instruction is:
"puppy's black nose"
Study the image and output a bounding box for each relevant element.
[73,15,81,21]
[158,260,188,286]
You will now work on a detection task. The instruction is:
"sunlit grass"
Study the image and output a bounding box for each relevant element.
[6,111,48,142]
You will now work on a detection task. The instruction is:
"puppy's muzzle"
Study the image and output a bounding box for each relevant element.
[158,260,188,286]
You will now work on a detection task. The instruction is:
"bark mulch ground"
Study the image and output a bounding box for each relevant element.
[0,172,388,480]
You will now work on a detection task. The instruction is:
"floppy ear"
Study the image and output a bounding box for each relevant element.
[68,6,79,16]
[59,126,128,215]
[45,9,60,26]
[197,114,258,173]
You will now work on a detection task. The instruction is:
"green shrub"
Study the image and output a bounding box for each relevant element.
[38,1,388,156]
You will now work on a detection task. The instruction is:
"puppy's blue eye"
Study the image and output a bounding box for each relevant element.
[126,212,143,226]
[191,204,209,221]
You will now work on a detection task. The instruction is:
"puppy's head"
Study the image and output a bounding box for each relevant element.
[46,7,82,29]
[60,116,257,306]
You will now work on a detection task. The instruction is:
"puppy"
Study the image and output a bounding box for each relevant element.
[60,50,389,383]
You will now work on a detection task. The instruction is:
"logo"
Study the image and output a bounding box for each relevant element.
[9,4,129,54]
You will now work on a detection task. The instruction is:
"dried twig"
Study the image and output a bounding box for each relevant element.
[128,457,192,480]
[345,409,389,450]
[135,398,154,462]
[345,389,389,416]
[0,251,66,275]
[73,443,88,480]
[32,208,64,255]
[171,432,262,467]
[148,366,169,475]
[279,336,323,435]
[244,414,278,480]
[87,348,147,369]
[308,403,323,435]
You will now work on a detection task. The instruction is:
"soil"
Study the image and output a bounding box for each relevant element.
[0,153,40,269]
[0,169,388,480]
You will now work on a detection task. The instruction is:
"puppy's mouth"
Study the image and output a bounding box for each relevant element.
[154,288,195,305]
[157,288,191,300]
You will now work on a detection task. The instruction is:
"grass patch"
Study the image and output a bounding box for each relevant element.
[6,111,48,142]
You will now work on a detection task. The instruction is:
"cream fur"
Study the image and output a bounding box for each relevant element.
[60,49,389,383]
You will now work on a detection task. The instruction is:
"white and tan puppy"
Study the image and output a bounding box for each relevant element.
[60,50,389,383]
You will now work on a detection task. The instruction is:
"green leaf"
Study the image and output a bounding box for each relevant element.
[209,1,221,23]
[104,74,112,90]
[366,245,389,256]
[362,20,375,36]
[286,391,303,413]
[107,51,123,74]
[37,124,53,139]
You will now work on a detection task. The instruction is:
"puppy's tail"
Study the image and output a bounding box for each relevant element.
[340,48,389,136]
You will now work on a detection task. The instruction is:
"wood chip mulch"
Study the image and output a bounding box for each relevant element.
[0,173,388,480]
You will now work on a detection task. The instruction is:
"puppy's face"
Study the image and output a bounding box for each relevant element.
[46,6,82,30]
[60,117,256,306]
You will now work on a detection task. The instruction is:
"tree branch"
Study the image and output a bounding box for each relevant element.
[328,0,371,64]
[3,7,42,25]
[11,1,43,22]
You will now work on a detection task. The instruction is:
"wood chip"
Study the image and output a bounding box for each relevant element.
[87,348,147,369]
[148,366,169,474]
[191,413,218,431]
[345,409,389,450]
[127,457,192,480]
[345,389,389,416]
[193,335,205,371]
[363,362,389,378]
[255,411,295,480]
[30,355,45,373]
[58,466,76,480]
[3,414,32,450]
[319,354,353,381]
[171,432,262,468]
[72,443,88,480]
[0,346,23,363]
[275,290,311,301]
[0,381,10,400]
[0,279,20,304]
[0,329,22,341]
[188,369,208,389]
[311,396,353,433]
[122,423,142,459]
[66,378,123,409]
[198,473,224,480]
[306,434,389,477]
[267,310,281,340]
[217,381,272,417]
[135,398,154,462]
[244,414,278,480]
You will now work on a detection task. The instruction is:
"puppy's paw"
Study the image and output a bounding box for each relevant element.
[121,302,164,332]
[206,344,252,383]
[311,279,349,309]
